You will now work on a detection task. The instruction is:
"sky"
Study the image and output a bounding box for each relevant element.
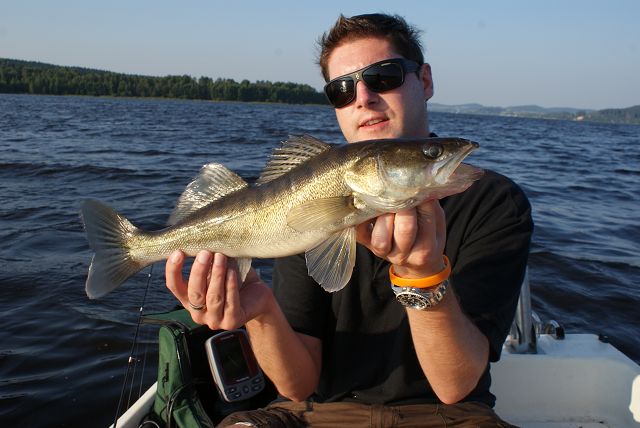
[2,1,639,110]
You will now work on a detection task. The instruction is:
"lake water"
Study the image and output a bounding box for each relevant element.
[1,94,638,427]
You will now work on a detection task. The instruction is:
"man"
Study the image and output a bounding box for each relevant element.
[166,13,532,427]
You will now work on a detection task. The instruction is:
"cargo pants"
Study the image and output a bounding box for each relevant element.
[217,401,518,427]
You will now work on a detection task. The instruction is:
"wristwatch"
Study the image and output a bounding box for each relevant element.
[391,280,449,310]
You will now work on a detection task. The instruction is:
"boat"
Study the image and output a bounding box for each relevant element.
[110,273,640,428]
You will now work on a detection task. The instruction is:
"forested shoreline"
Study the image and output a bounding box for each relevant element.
[0,58,327,104]
[2,58,638,124]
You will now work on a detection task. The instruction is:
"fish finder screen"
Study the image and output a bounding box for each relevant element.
[218,338,251,382]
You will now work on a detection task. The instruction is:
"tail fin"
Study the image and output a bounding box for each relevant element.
[80,199,145,299]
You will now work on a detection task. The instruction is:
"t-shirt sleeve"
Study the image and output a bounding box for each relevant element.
[272,253,332,339]
[445,171,533,362]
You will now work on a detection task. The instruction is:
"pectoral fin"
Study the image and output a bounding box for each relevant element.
[305,227,356,292]
[287,196,357,232]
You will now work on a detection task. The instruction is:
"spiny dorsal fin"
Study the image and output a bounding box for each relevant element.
[168,163,248,225]
[256,135,332,185]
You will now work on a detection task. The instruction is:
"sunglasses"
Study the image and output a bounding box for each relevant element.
[324,58,421,108]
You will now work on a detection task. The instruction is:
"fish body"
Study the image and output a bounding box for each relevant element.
[81,135,483,299]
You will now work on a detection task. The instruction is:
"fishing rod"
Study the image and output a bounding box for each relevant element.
[112,264,155,428]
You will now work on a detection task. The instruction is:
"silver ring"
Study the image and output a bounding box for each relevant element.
[188,301,205,311]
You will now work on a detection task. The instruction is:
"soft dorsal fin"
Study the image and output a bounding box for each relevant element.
[256,135,332,185]
[167,163,248,225]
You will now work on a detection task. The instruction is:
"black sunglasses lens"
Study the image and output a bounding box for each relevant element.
[326,78,355,108]
[362,63,404,92]
[325,60,413,108]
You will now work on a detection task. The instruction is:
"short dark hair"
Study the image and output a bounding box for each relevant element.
[317,13,425,82]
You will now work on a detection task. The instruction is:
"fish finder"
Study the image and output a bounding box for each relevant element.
[204,329,265,402]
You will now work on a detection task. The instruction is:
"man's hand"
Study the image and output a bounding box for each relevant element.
[166,250,323,401]
[165,250,270,330]
[356,199,446,277]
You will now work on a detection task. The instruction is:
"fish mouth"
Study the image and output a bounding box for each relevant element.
[449,163,484,182]
[435,139,479,184]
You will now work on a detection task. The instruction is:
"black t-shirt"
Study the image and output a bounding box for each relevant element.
[272,169,533,407]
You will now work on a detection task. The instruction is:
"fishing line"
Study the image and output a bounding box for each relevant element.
[113,263,155,428]
[137,333,151,398]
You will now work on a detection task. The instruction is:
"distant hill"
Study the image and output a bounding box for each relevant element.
[583,105,640,124]
[430,102,639,125]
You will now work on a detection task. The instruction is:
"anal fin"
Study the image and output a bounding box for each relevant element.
[236,257,252,283]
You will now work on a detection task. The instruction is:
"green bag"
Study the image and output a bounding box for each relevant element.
[141,308,278,428]
[142,309,217,428]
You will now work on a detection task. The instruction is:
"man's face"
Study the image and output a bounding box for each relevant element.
[326,37,434,143]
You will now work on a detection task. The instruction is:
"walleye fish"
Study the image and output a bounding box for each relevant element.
[80,135,483,299]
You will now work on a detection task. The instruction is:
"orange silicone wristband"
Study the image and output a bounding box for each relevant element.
[389,256,451,288]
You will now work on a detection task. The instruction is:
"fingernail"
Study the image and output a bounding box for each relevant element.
[213,253,225,267]
[169,251,182,264]
[196,251,211,264]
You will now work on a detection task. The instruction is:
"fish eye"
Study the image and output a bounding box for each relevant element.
[423,143,444,160]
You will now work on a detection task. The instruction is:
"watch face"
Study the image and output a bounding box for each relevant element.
[392,280,448,310]
[395,291,432,310]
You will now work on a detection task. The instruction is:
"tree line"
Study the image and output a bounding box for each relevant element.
[0,58,328,105]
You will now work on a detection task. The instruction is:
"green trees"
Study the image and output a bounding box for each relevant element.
[0,58,327,104]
